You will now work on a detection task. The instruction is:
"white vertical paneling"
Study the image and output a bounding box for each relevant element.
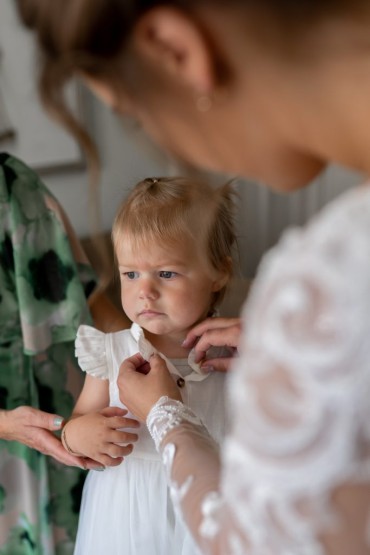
[235,165,364,278]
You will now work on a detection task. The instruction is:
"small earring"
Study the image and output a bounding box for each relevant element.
[196,95,212,113]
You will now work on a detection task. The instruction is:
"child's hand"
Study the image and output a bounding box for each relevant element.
[182,317,241,372]
[62,407,140,467]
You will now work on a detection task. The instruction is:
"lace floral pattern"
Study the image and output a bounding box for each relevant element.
[147,396,203,451]
[162,443,194,508]
[146,187,370,554]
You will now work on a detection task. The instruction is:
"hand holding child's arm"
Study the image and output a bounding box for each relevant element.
[0,406,91,468]
[183,317,241,372]
[62,406,140,467]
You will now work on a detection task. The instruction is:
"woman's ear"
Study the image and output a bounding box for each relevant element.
[132,7,215,94]
[212,258,233,293]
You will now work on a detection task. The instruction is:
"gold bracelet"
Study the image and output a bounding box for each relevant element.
[61,422,84,457]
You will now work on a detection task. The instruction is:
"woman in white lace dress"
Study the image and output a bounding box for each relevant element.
[17,0,370,553]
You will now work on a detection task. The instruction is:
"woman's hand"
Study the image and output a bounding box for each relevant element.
[183,317,242,372]
[62,406,140,467]
[118,353,182,422]
[0,406,99,468]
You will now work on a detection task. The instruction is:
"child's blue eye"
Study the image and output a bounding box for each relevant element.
[159,271,176,279]
[123,271,139,280]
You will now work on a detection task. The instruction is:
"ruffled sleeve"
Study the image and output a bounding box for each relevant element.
[75,324,108,379]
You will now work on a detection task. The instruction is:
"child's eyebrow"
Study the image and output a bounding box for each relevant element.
[118,260,187,269]
[156,260,187,267]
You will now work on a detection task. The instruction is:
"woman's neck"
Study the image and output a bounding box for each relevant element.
[211,8,370,181]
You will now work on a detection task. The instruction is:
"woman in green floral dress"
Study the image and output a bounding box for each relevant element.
[0,152,124,554]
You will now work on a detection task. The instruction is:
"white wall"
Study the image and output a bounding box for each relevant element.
[39,94,173,238]
[234,165,364,277]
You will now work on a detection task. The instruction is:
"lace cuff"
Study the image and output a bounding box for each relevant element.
[147,396,204,451]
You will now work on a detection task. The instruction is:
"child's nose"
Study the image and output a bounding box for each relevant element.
[139,280,159,300]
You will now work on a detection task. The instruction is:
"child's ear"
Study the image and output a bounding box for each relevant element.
[132,7,215,94]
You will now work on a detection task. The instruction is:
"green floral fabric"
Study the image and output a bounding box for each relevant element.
[0,153,96,554]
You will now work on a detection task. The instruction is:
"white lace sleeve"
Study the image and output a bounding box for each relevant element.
[146,188,370,555]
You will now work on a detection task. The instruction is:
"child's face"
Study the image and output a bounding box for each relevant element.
[116,237,225,340]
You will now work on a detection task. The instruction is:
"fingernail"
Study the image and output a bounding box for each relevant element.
[53,417,64,428]
[181,339,190,347]
[201,365,215,373]
[93,466,105,472]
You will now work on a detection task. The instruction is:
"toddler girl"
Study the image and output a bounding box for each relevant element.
[62,176,238,555]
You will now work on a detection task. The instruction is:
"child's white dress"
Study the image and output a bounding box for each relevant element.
[73,323,228,555]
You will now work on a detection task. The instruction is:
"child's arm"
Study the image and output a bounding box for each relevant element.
[61,375,140,467]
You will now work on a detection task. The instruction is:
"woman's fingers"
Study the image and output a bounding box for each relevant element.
[183,318,241,372]
[124,353,148,372]
[0,407,90,467]
[201,356,236,373]
[118,353,182,421]
[183,317,241,349]
[0,406,63,443]
[23,406,65,431]
[34,430,88,467]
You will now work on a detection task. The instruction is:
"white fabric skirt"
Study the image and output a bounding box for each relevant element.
[74,452,200,555]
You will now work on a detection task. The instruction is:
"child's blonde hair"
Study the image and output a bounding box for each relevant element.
[112,176,238,310]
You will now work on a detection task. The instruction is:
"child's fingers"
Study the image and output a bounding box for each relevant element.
[109,429,139,445]
[105,443,134,459]
[107,415,140,429]
[100,406,129,418]
[99,444,134,466]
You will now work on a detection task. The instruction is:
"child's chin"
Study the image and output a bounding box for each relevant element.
[143,322,170,336]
